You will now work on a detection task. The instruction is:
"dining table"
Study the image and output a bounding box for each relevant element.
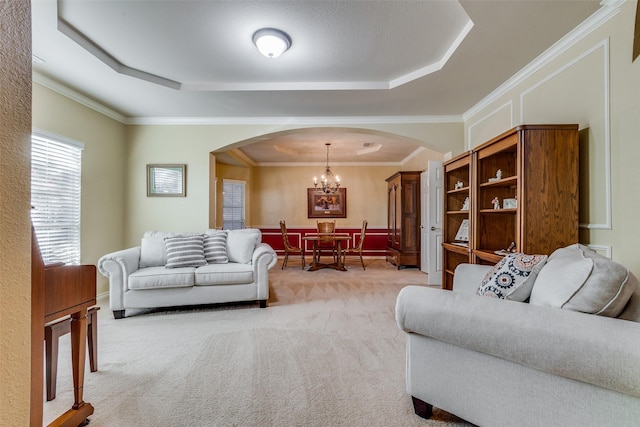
[302,233,351,271]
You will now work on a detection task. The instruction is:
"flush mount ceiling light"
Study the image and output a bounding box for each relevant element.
[252,28,292,58]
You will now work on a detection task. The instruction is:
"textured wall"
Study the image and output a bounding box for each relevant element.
[0,0,33,424]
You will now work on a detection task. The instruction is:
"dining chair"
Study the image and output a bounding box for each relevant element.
[280,220,305,269]
[316,220,337,263]
[342,220,368,270]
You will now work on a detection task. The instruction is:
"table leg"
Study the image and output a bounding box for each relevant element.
[335,240,346,271]
[70,310,88,409]
[308,241,319,270]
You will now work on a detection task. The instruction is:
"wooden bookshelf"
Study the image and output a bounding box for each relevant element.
[442,124,579,289]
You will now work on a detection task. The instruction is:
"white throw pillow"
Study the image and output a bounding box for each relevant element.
[476,253,548,301]
[164,235,207,269]
[226,228,261,264]
[530,244,635,317]
[139,231,177,267]
[204,231,228,264]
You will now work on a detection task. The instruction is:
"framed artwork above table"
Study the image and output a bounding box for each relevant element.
[307,188,347,218]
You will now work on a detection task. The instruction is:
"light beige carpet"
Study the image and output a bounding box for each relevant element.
[44,259,473,426]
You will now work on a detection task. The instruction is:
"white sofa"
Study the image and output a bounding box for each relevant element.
[396,244,640,426]
[98,229,277,319]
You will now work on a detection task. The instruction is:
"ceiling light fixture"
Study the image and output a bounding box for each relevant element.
[252,28,292,58]
[313,143,341,194]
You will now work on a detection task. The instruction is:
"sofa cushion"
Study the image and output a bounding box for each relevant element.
[140,231,177,267]
[164,235,207,268]
[476,253,547,301]
[530,244,636,317]
[226,228,261,264]
[195,263,254,285]
[204,231,228,264]
[129,266,195,289]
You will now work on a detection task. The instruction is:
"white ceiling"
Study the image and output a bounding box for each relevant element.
[31,0,602,165]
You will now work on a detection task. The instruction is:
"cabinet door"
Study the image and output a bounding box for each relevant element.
[519,127,579,253]
[401,179,419,251]
[387,181,397,247]
[393,181,402,248]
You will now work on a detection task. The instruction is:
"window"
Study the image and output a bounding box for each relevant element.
[31,131,83,264]
[223,180,245,230]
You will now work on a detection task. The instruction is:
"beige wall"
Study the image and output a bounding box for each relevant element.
[462,1,640,276]
[32,84,127,294]
[124,124,459,246]
[0,1,32,424]
[251,146,444,228]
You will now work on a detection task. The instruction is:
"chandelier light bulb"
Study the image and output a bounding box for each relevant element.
[313,143,342,194]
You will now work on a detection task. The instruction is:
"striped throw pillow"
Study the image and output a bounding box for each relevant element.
[164,235,207,268]
[204,232,228,264]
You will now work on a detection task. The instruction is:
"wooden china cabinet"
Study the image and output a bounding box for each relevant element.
[442,124,579,289]
[386,171,421,269]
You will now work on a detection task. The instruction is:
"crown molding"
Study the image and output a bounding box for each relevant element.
[33,72,127,123]
[33,70,463,126]
[463,1,623,121]
[128,115,463,126]
[255,161,409,167]
[33,72,462,126]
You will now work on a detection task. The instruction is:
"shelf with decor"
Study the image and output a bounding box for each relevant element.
[471,124,579,267]
[442,152,472,289]
[442,124,580,285]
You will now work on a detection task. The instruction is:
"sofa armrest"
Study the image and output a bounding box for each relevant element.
[98,246,141,311]
[396,285,640,398]
[453,263,492,294]
[252,242,278,270]
[252,243,277,301]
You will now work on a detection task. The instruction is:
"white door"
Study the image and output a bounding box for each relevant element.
[421,161,443,285]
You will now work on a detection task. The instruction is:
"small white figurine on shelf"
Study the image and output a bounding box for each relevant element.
[455,181,464,189]
[496,169,502,180]
[461,196,470,211]
[491,197,500,209]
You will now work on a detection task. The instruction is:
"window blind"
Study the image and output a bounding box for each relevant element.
[31,133,83,265]
[223,180,245,230]
[150,166,182,194]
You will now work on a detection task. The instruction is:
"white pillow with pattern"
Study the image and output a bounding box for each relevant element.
[204,231,228,264]
[164,235,207,268]
[477,253,548,301]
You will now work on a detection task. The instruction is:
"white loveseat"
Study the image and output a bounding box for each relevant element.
[396,244,640,426]
[98,229,277,319]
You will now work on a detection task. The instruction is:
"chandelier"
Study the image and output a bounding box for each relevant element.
[313,143,341,194]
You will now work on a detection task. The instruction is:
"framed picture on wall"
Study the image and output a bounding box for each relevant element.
[147,164,187,197]
[307,188,347,218]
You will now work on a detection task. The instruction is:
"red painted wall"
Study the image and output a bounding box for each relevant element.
[259,226,388,258]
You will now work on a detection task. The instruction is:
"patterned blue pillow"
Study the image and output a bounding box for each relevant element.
[477,253,548,301]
